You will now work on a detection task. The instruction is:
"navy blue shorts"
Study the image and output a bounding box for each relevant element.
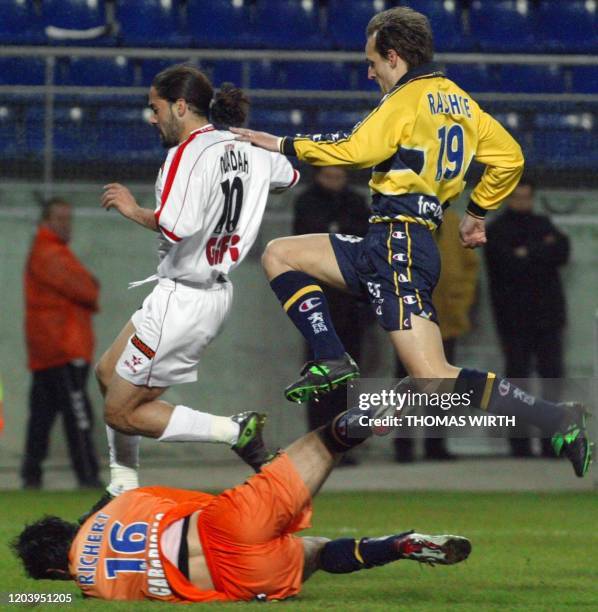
[330,222,440,331]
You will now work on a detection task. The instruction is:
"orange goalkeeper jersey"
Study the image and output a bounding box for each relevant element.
[68,486,228,603]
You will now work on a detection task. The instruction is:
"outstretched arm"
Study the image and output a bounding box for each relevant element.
[233,99,406,169]
[231,127,281,152]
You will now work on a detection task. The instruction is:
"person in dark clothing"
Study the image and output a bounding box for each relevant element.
[485,179,570,458]
[21,198,102,489]
[293,167,371,459]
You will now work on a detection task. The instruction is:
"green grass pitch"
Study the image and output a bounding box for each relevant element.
[2,490,597,610]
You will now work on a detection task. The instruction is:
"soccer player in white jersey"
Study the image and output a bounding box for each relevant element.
[91,65,299,511]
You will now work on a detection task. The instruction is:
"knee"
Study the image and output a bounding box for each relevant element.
[261,237,293,275]
[94,357,112,389]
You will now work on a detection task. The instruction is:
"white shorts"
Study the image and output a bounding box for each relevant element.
[116,277,233,387]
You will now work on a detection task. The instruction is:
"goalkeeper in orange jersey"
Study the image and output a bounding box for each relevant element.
[12,404,470,603]
[232,6,591,478]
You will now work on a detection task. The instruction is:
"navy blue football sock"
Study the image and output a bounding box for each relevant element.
[455,368,565,434]
[320,408,370,454]
[270,271,345,360]
[319,535,405,573]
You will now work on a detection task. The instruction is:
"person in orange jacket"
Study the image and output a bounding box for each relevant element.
[21,197,102,489]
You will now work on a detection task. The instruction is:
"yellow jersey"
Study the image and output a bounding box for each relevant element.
[280,63,524,230]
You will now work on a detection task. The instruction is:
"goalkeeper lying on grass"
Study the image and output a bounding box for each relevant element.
[12,405,470,602]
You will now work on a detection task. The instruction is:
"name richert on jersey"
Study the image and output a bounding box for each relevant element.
[219,146,249,175]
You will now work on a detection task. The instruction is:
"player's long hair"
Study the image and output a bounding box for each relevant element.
[11,515,79,580]
[211,82,249,129]
[152,64,214,117]
[152,65,248,128]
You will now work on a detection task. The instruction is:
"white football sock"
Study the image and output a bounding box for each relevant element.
[157,405,239,445]
[106,425,140,496]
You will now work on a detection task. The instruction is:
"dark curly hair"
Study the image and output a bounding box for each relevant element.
[11,516,79,580]
[151,65,249,130]
[210,82,249,129]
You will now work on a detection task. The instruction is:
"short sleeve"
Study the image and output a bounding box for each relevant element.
[269,152,300,192]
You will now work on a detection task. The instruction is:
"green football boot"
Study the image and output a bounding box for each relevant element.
[231,412,275,472]
[551,402,593,478]
[284,353,360,403]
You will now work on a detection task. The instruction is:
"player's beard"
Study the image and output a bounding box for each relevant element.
[158,110,182,148]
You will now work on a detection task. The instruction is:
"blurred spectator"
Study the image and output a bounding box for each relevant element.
[21,198,102,489]
[293,167,371,463]
[394,209,479,462]
[485,179,570,458]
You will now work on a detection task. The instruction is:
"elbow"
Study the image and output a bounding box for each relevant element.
[514,144,525,172]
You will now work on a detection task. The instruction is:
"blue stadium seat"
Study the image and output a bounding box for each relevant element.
[250,61,351,90]
[187,0,254,48]
[140,59,175,87]
[250,61,284,89]
[353,61,383,90]
[205,62,244,88]
[530,129,595,169]
[252,0,326,49]
[96,106,146,123]
[469,1,536,52]
[249,107,308,134]
[492,112,523,134]
[284,62,352,90]
[533,112,594,132]
[407,0,467,51]
[327,0,383,50]
[0,57,45,85]
[536,1,597,53]
[42,0,107,31]
[93,108,164,161]
[571,66,598,94]
[501,65,565,93]
[0,0,45,44]
[445,63,498,92]
[117,0,189,47]
[140,59,243,89]
[318,109,369,132]
[55,57,135,87]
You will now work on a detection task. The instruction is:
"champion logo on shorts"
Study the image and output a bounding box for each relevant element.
[398,273,409,283]
[402,295,417,305]
[299,297,322,313]
[392,253,408,262]
[131,334,156,359]
[392,231,406,239]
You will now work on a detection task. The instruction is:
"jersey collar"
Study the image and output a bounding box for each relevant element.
[392,62,444,92]
[189,124,215,136]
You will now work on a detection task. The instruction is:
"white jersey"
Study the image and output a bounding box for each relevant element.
[153,124,299,284]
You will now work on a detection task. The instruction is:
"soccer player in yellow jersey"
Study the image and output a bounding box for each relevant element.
[232,7,592,478]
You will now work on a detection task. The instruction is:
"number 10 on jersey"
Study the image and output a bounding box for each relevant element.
[206,177,244,265]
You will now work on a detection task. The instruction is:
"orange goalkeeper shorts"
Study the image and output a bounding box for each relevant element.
[198,451,313,601]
